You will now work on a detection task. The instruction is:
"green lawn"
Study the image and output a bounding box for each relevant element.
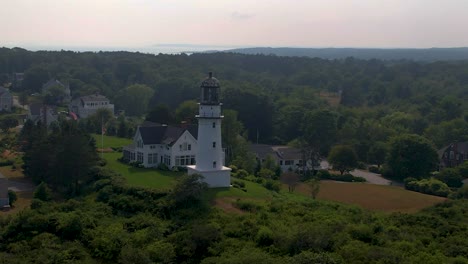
[102,152,183,189]
[204,178,275,200]
[91,134,132,149]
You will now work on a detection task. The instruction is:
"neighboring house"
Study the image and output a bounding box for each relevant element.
[13,72,24,87]
[27,103,58,126]
[69,94,114,118]
[0,176,9,208]
[123,121,198,168]
[0,86,13,112]
[438,142,468,169]
[42,79,71,103]
[250,144,316,172]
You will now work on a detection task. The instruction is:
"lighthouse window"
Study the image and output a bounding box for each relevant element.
[188,144,191,150]
[213,161,216,168]
[213,142,216,148]
[212,122,216,128]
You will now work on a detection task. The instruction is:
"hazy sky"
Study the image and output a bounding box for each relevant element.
[1,0,468,49]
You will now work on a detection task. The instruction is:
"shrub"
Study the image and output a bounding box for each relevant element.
[368,166,381,174]
[232,180,246,189]
[263,180,280,192]
[233,199,260,212]
[435,168,463,188]
[256,226,274,246]
[157,163,169,171]
[98,158,107,167]
[0,159,13,167]
[8,190,17,206]
[316,169,331,179]
[228,165,238,173]
[236,169,249,179]
[404,178,451,197]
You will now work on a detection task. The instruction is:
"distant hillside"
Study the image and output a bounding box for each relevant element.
[225,47,468,61]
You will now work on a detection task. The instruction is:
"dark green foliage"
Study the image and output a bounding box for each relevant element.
[169,174,208,209]
[33,182,51,201]
[146,103,175,124]
[435,168,463,188]
[263,179,281,192]
[8,190,17,206]
[405,178,451,197]
[22,120,99,196]
[386,134,439,180]
[328,145,359,175]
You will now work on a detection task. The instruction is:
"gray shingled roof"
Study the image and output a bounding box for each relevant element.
[138,123,198,145]
[250,144,303,160]
[80,94,110,102]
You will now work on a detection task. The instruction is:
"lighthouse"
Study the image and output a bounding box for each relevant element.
[187,72,231,187]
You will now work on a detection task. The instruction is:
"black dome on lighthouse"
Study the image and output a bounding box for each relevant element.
[200,72,220,88]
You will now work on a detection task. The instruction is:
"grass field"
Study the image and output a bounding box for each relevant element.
[102,152,183,189]
[293,181,446,213]
[91,134,132,149]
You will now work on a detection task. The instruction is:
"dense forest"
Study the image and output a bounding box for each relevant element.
[226,47,468,61]
[1,47,468,263]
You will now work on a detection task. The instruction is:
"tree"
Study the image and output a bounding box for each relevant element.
[115,84,154,116]
[300,109,338,175]
[146,104,175,124]
[169,174,207,208]
[328,145,358,175]
[8,190,17,206]
[0,116,19,132]
[34,182,51,201]
[22,120,98,196]
[367,142,387,168]
[435,168,463,188]
[175,100,198,123]
[221,109,244,163]
[280,172,300,192]
[386,134,438,180]
[307,179,321,199]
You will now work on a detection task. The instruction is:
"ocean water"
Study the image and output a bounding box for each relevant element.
[15,44,245,54]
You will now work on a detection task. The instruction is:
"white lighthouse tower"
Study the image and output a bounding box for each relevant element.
[187,72,231,188]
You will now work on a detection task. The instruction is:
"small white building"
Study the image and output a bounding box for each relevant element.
[27,103,58,126]
[187,72,231,188]
[250,144,317,172]
[0,86,13,112]
[69,94,114,118]
[123,122,198,168]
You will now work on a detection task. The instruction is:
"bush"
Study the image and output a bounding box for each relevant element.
[263,180,280,192]
[368,166,381,174]
[8,190,17,206]
[98,158,107,167]
[233,199,260,212]
[435,168,463,188]
[157,163,169,171]
[316,169,331,179]
[450,185,468,199]
[228,165,238,173]
[404,178,451,197]
[235,169,249,179]
[318,170,366,182]
[232,180,246,189]
[0,159,13,167]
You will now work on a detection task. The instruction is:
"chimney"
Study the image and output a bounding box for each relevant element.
[208,72,213,78]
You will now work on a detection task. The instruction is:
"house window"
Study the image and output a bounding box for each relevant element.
[188,144,191,151]
[285,160,293,165]
[179,144,182,151]
[175,155,195,166]
[137,152,143,163]
[213,161,216,168]
[148,153,153,164]
[212,122,216,128]
[164,155,171,166]
[213,142,216,148]
[279,160,283,165]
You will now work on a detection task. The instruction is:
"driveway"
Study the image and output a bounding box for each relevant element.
[0,173,35,192]
[350,169,393,185]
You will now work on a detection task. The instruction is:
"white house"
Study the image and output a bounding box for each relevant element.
[69,94,114,118]
[123,121,198,168]
[250,144,317,172]
[27,103,58,126]
[0,86,13,112]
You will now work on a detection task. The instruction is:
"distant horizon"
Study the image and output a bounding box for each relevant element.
[4,44,468,54]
